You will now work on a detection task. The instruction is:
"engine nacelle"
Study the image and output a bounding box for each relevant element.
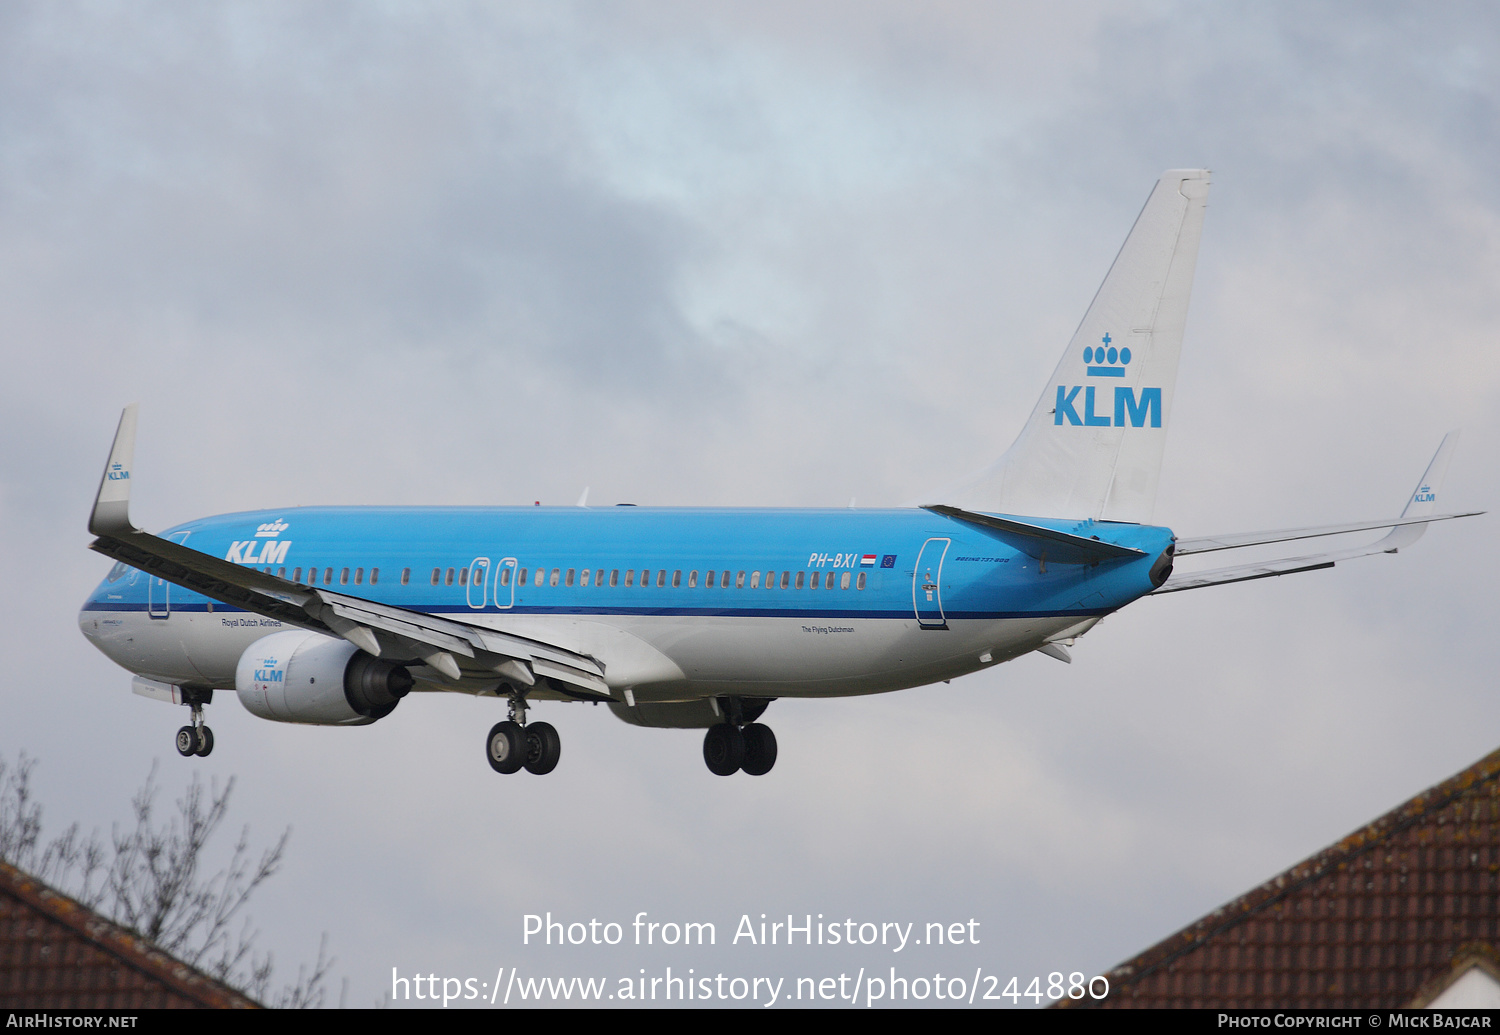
[235,630,412,726]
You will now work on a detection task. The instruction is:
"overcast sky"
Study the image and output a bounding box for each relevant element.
[3,1,1497,1008]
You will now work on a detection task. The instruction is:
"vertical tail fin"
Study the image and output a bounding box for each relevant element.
[948,169,1210,522]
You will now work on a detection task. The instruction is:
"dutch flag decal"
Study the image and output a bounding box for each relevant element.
[860,554,877,567]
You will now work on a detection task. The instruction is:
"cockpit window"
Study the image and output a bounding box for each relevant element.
[106,561,132,583]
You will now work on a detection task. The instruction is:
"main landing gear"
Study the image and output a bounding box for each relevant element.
[703,698,777,776]
[486,692,561,776]
[174,689,214,758]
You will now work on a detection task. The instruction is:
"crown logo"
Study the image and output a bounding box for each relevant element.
[254,518,290,538]
[1084,332,1131,377]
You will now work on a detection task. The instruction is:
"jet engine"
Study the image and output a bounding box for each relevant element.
[235,630,412,726]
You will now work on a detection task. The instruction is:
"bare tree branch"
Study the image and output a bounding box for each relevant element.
[0,752,331,1007]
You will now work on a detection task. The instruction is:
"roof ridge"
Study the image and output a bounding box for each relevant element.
[0,858,262,1009]
[1102,745,1500,990]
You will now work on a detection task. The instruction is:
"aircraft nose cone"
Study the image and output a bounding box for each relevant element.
[78,606,100,643]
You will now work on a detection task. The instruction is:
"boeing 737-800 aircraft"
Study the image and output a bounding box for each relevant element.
[78,170,1478,777]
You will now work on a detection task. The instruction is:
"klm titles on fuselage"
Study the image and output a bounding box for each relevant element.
[226,519,291,566]
[1055,333,1162,429]
[226,539,291,565]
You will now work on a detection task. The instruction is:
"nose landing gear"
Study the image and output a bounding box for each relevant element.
[174,690,214,757]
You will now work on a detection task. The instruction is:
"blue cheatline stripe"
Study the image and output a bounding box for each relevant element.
[80,601,1111,621]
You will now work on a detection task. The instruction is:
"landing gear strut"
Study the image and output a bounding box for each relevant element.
[486,691,562,776]
[703,698,777,776]
[175,689,214,758]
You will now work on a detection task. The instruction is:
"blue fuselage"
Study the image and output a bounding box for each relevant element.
[81,506,1173,701]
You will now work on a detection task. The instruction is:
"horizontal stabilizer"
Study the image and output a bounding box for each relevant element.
[923,505,1145,565]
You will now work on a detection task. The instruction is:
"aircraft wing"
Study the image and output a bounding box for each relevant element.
[1155,432,1481,594]
[87,406,611,700]
[1174,512,1479,555]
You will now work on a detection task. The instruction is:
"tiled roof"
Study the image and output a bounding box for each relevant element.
[1065,746,1500,1009]
[0,859,261,1009]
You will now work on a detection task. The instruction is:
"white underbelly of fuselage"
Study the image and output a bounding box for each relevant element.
[81,606,1091,702]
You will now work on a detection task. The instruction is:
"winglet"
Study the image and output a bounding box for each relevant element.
[90,405,140,537]
[1380,430,1461,552]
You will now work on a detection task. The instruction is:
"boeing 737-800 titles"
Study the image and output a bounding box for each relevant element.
[78,170,1479,777]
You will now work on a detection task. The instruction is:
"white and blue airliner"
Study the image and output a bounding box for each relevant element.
[78,170,1478,777]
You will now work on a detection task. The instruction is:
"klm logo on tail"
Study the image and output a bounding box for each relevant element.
[1055,333,1161,428]
[1414,484,1436,504]
[106,462,129,481]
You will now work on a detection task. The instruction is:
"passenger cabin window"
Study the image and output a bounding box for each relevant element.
[750,571,761,589]
[340,568,350,585]
[809,572,820,589]
[445,568,455,586]
[736,571,745,588]
[722,571,731,588]
[610,570,619,587]
[672,570,681,588]
[277,567,286,579]
[857,572,867,590]
[841,572,851,589]
[499,568,510,586]
[324,567,334,585]
[354,568,363,585]
[580,569,590,587]
[565,569,575,587]
[780,571,789,589]
[431,568,440,585]
[401,568,410,586]
[688,570,697,588]
[458,567,468,586]
[518,568,528,585]
[473,568,483,585]
[595,569,605,587]
[625,569,635,587]
[371,568,379,584]
[292,567,302,583]
[534,569,544,587]
[706,570,716,587]
[656,570,666,588]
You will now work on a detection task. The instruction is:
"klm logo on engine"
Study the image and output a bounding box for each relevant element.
[254,657,284,684]
[1054,332,1161,428]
